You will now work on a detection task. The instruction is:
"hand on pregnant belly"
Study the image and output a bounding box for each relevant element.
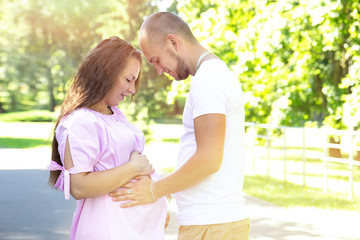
[109,175,155,207]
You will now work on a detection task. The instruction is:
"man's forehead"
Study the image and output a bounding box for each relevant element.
[140,39,158,64]
[140,45,153,64]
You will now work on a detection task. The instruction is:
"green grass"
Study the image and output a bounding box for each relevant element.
[159,165,360,211]
[0,110,58,122]
[290,167,360,181]
[0,137,50,148]
[243,174,360,211]
[153,118,182,124]
[261,145,324,152]
[161,138,179,143]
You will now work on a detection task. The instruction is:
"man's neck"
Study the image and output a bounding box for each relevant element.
[182,42,209,76]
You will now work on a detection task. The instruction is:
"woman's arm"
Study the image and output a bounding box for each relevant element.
[64,138,153,200]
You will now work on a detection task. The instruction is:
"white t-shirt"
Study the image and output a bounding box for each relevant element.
[175,59,248,226]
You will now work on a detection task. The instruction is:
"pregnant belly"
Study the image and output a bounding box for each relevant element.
[74,195,167,239]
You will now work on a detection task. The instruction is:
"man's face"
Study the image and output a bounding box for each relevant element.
[140,36,190,80]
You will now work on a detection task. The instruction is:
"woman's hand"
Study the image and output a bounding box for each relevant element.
[129,151,154,176]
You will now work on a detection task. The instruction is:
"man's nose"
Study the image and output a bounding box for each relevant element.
[154,64,163,75]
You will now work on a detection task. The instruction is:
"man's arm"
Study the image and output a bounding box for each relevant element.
[111,113,225,207]
[154,113,226,195]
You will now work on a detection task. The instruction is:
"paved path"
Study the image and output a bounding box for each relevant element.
[1,150,360,239]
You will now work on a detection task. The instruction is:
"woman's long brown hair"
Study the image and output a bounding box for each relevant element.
[48,36,142,186]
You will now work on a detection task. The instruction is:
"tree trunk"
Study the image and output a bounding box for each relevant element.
[0,101,4,113]
[47,67,56,112]
[10,90,17,110]
[314,74,327,112]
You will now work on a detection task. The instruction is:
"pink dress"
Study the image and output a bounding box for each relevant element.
[49,106,167,240]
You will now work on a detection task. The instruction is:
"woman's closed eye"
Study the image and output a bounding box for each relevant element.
[126,75,135,82]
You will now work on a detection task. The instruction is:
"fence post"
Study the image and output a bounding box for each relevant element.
[266,126,270,179]
[323,129,328,194]
[348,128,354,200]
[251,123,256,175]
[302,127,306,187]
[283,127,287,184]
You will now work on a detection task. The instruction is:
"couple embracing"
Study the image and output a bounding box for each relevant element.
[49,12,249,240]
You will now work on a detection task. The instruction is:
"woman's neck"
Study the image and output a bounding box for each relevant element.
[89,103,113,115]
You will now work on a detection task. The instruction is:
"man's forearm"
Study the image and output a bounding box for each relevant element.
[153,152,220,200]
[154,114,226,200]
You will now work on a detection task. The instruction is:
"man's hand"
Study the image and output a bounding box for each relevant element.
[109,176,155,208]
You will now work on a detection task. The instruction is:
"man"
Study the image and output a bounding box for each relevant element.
[110,12,249,239]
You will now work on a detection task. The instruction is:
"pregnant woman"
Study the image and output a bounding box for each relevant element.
[48,36,168,240]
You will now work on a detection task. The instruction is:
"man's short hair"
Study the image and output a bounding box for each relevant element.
[141,12,197,44]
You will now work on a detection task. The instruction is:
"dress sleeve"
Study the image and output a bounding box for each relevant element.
[65,116,102,169]
[50,111,104,199]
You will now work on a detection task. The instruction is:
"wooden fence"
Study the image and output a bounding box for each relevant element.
[245,122,360,199]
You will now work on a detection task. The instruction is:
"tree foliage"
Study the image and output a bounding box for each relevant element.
[1,0,359,130]
[0,0,171,122]
[177,0,360,128]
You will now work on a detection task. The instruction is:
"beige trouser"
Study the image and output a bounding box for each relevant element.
[178,218,250,240]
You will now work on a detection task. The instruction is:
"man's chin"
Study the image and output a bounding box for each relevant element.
[175,73,189,81]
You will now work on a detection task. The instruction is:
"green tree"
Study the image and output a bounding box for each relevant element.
[0,0,173,119]
[95,0,173,121]
[176,0,360,128]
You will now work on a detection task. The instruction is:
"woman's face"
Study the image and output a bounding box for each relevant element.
[104,56,140,106]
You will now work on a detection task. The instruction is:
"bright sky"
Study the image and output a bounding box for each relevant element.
[157,0,172,11]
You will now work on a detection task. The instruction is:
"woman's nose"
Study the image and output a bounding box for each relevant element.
[128,81,136,94]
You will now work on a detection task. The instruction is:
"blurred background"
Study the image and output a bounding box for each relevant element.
[0,0,360,239]
[0,0,360,129]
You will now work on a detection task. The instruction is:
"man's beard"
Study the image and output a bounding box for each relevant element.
[175,56,190,80]
[168,49,190,80]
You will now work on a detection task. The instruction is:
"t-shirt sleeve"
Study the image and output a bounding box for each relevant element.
[190,73,228,119]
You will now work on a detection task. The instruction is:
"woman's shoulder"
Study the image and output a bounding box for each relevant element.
[60,108,99,128]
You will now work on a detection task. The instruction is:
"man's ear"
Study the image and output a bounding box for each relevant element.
[166,34,179,51]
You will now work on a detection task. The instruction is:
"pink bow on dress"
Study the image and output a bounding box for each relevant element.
[48,160,71,200]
